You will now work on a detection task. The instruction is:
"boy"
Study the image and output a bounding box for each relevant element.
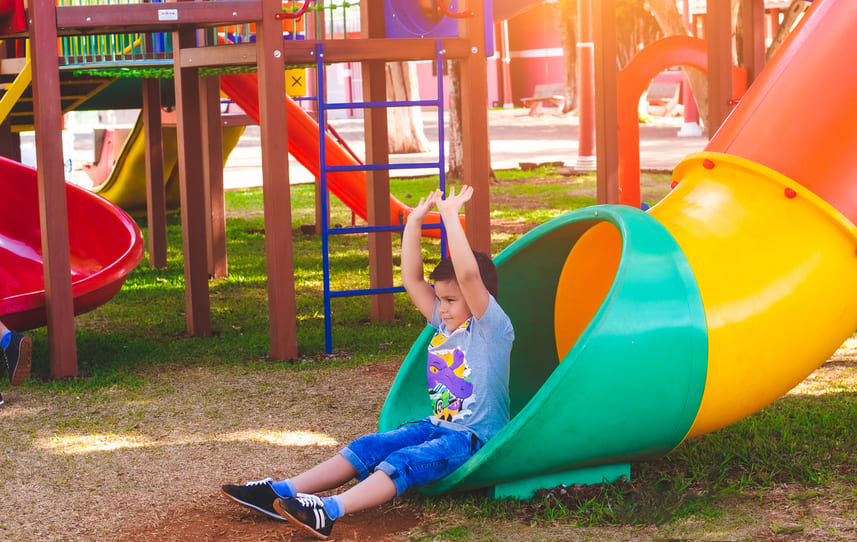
[0,320,32,405]
[221,185,514,539]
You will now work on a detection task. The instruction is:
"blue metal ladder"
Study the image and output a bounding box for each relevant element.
[315,40,448,354]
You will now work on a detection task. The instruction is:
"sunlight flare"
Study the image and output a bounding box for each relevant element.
[37,429,339,455]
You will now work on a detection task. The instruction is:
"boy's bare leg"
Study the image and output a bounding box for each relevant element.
[291,455,397,513]
[291,454,359,494]
[339,471,397,514]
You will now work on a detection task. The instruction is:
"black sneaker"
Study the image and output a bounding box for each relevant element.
[3,332,31,386]
[220,477,286,521]
[0,392,4,405]
[273,494,335,540]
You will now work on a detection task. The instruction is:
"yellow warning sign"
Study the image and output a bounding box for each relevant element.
[286,68,307,97]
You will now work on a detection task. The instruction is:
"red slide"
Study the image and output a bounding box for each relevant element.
[220,73,456,237]
[0,157,144,330]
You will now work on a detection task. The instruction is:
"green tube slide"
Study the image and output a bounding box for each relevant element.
[378,205,709,498]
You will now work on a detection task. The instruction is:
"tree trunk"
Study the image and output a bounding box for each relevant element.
[647,0,710,132]
[555,3,577,113]
[766,0,810,61]
[385,61,432,154]
[446,58,464,181]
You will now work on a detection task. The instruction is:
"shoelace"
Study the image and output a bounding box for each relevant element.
[245,477,274,486]
[294,493,326,509]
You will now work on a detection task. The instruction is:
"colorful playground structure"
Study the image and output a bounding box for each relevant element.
[1,0,852,500]
[0,0,496,376]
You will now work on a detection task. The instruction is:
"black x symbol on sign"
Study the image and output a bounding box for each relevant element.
[290,74,303,87]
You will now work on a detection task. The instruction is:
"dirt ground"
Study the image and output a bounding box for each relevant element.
[3,352,857,541]
[115,499,426,541]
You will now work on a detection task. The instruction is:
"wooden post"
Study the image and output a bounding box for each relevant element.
[707,0,733,135]
[0,41,21,161]
[173,19,211,336]
[592,0,620,204]
[142,78,167,269]
[741,0,765,85]
[309,1,327,235]
[361,0,394,321]
[459,0,492,254]
[258,0,299,359]
[30,0,78,377]
[201,74,228,279]
[0,116,21,161]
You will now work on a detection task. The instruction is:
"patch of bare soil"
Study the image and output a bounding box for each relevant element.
[115,499,426,541]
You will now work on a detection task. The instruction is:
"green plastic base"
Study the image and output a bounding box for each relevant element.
[492,462,631,500]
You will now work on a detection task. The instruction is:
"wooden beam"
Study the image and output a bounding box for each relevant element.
[56,1,262,35]
[29,0,78,378]
[741,0,765,85]
[220,113,254,127]
[173,18,211,336]
[178,38,473,69]
[592,0,620,204]
[707,0,733,135]
[201,74,228,279]
[258,0,298,359]
[361,0,394,321]
[142,78,167,269]
[459,0,492,255]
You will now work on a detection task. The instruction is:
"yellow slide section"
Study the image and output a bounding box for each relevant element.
[649,152,857,438]
[93,113,245,217]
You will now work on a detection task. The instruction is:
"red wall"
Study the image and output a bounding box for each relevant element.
[508,4,566,105]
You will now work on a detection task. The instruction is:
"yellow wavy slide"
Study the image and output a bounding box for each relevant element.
[93,112,245,217]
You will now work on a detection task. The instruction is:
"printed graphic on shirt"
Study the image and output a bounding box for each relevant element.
[427,320,474,422]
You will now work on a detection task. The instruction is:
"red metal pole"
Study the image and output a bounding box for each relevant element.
[500,20,513,109]
[678,0,702,136]
[576,0,596,169]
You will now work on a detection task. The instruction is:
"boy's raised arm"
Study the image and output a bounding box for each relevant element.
[402,190,442,320]
[435,185,491,319]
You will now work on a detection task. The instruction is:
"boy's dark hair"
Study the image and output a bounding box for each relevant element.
[429,251,499,298]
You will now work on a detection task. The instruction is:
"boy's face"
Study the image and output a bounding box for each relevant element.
[434,279,473,330]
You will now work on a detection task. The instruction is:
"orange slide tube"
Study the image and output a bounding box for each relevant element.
[220,73,457,237]
[706,1,857,226]
[617,36,746,207]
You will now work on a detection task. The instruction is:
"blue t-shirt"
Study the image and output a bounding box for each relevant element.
[426,295,514,442]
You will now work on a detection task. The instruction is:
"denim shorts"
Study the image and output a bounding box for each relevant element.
[340,419,481,496]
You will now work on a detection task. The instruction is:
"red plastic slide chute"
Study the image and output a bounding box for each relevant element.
[0,157,144,330]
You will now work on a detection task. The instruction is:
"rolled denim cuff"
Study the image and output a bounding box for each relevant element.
[339,446,371,481]
[375,460,409,497]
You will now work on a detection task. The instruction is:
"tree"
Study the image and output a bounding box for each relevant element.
[385,61,432,153]
[446,58,464,180]
[763,0,810,61]
[647,0,711,131]
[615,0,662,68]
[553,1,578,114]
[445,58,496,182]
